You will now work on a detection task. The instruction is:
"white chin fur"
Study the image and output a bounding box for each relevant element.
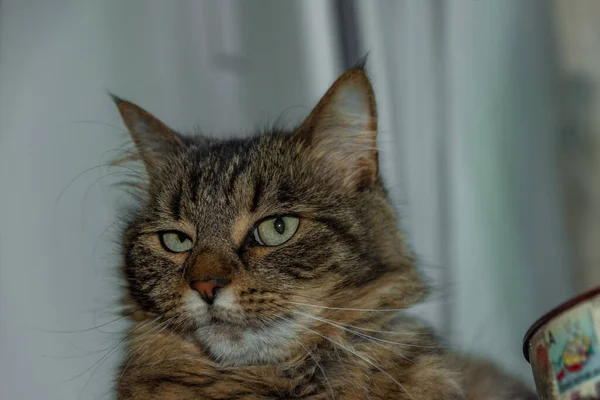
[184,290,299,366]
[195,319,299,366]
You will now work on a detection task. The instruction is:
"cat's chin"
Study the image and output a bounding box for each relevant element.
[193,318,300,366]
[182,290,300,366]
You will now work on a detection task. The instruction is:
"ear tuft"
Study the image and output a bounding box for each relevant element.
[108,92,126,105]
[298,68,379,191]
[352,52,370,71]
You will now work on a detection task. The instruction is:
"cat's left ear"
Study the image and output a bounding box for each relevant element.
[111,95,183,172]
[298,65,378,191]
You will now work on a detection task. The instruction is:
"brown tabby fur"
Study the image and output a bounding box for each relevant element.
[112,65,536,399]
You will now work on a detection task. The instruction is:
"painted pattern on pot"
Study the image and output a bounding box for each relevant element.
[525,289,600,399]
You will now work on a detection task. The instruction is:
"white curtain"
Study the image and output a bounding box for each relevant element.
[356,0,574,379]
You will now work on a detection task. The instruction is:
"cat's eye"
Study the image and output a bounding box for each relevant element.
[253,216,299,247]
[159,231,193,253]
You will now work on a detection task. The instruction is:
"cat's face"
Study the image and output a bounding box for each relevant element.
[116,68,425,366]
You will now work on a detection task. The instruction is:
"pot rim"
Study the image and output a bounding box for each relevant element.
[522,286,600,362]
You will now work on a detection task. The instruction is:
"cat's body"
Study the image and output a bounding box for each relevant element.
[112,65,536,399]
[118,312,532,399]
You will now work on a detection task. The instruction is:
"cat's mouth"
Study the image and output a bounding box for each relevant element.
[208,314,247,329]
[206,307,286,331]
[206,303,251,326]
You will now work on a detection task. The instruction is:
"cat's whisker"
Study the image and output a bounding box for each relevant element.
[30,307,141,334]
[79,171,140,231]
[123,317,175,376]
[287,310,414,364]
[272,104,311,129]
[67,312,163,389]
[91,219,122,272]
[76,300,127,316]
[119,350,138,382]
[70,306,177,400]
[283,301,407,312]
[54,163,143,211]
[150,318,215,370]
[148,355,214,367]
[279,316,415,400]
[101,147,141,162]
[284,299,450,313]
[297,340,335,400]
[71,119,129,134]
[116,316,181,391]
[79,314,169,397]
[131,317,173,345]
[292,310,440,350]
[334,323,426,336]
[40,351,113,359]
[40,354,85,359]
[77,316,171,400]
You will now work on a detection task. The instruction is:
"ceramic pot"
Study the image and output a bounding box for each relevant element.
[523,287,600,399]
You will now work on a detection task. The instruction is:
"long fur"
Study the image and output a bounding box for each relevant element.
[112,67,536,399]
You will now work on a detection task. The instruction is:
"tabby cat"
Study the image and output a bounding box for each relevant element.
[113,65,536,399]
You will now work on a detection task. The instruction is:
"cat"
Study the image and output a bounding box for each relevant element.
[112,64,537,399]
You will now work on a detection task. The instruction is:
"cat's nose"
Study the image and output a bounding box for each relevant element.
[190,278,230,305]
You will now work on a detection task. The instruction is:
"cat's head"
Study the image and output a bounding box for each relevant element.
[115,66,426,366]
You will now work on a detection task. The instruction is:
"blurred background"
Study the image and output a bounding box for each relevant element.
[1,0,598,398]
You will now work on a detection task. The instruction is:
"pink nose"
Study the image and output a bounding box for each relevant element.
[190,278,230,305]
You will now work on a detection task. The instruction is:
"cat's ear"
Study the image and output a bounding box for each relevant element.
[298,66,378,191]
[111,94,183,171]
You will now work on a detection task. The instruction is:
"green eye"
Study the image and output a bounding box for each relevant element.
[160,231,193,253]
[253,216,299,247]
